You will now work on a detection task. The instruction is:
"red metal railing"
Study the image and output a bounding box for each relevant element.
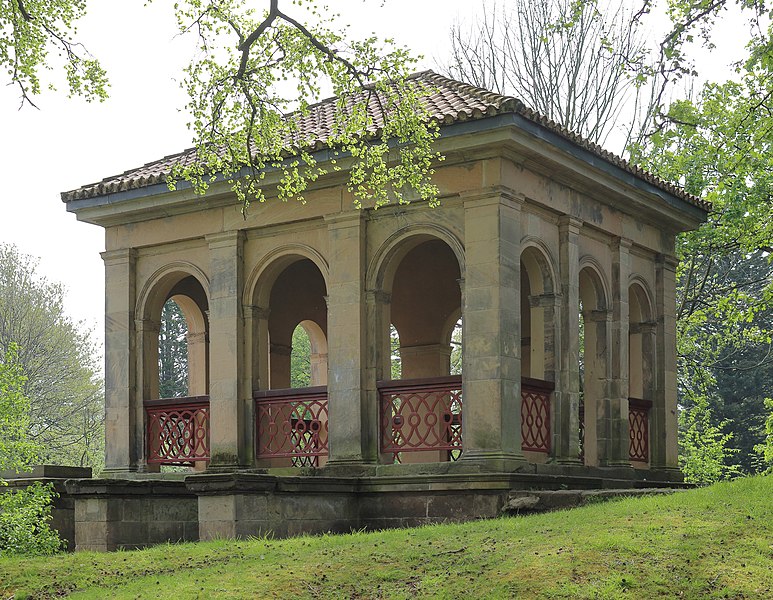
[145,396,210,465]
[521,378,553,453]
[378,376,463,462]
[254,386,329,467]
[629,398,651,462]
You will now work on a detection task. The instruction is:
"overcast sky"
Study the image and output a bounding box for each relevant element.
[0,1,749,358]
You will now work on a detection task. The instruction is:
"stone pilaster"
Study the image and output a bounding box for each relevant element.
[555,217,582,463]
[134,318,160,472]
[325,212,374,465]
[460,188,525,471]
[206,231,247,469]
[604,237,632,467]
[101,248,138,473]
[653,253,679,469]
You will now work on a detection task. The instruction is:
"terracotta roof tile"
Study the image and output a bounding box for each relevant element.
[61,71,709,211]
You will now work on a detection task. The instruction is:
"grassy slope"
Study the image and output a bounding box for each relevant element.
[0,476,771,599]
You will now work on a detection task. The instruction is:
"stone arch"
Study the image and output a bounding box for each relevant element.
[244,244,329,310]
[137,261,210,324]
[245,248,328,391]
[135,262,210,402]
[520,237,557,296]
[370,227,464,466]
[367,224,465,294]
[628,278,655,402]
[521,243,558,381]
[578,261,611,467]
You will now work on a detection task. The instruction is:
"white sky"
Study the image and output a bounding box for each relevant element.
[0,0,752,358]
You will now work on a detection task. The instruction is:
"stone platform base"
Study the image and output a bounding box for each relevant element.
[61,464,687,551]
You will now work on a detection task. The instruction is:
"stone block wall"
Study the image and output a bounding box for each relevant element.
[66,479,199,552]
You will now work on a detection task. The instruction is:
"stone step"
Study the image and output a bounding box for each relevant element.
[501,488,683,514]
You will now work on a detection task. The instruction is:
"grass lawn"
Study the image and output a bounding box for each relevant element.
[1,476,771,599]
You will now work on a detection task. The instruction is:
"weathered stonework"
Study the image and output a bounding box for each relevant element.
[62,73,707,549]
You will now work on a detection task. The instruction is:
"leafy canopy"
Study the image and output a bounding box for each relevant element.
[167,0,441,209]
[0,0,108,107]
[3,0,441,209]
[0,345,40,472]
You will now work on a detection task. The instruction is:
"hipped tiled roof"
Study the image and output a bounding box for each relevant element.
[61,71,709,211]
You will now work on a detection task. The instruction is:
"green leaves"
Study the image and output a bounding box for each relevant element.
[167,0,441,209]
[0,345,39,472]
[0,0,108,106]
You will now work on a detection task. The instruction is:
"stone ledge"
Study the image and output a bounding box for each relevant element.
[501,487,684,514]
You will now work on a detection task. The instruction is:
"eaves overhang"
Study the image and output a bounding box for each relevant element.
[66,112,708,230]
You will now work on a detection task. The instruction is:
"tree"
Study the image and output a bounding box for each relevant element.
[0,346,64,557]
[0,244,103,471]
[631,19,773,473]
[158,299,189,399]
[2,1,441,209]
[290,325,312,389]
[679,395,741,484]
[0,345,40,472]
[444,0,649,147]
[0,0,108,108]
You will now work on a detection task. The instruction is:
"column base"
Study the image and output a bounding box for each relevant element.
[554,457,584,466]
[322,459,378,478]
[457,450,527,473]
[100,466,139,478]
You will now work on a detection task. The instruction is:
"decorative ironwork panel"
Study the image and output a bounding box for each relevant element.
[629,398,651,462]
[145,396,210,465]
[254,387,329,467]
[521,378,553,453]
[378,376,463,461]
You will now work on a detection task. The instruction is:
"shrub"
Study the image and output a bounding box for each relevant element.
[0,481,64,556]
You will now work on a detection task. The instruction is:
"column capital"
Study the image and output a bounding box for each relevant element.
[461,186,524,209]
[611,236,633,251]
[529,292,562,308]
[656,252,679,271]
[270,343,293,357]
[365,289,391,305]
[242,304,270,320]
[134,318,160,333]
[630,320,658,335]
[324,211,365,229]
[206,230,244,249]
[558,215,583,233]
[582,308,611,322]
[101,248,137,266]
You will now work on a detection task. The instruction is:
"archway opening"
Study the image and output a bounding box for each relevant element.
[380,238,463,464]
[578,266,608,466]
[144,273,209,471]
[628,282,654,466]
[253,257,329,468]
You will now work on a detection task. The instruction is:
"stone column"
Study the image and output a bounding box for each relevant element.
[101,248,138,474]
[187,331,208,396]
[555,217,581,463]
[653,254,679,469]
[269,343,292,389]
[400,344,452,379]
[459,188,525,471]
[135,317,160,472]
[325,212,374,465]
[365,289,391,463]
[604,237,632,467]
[206,231,247,469]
